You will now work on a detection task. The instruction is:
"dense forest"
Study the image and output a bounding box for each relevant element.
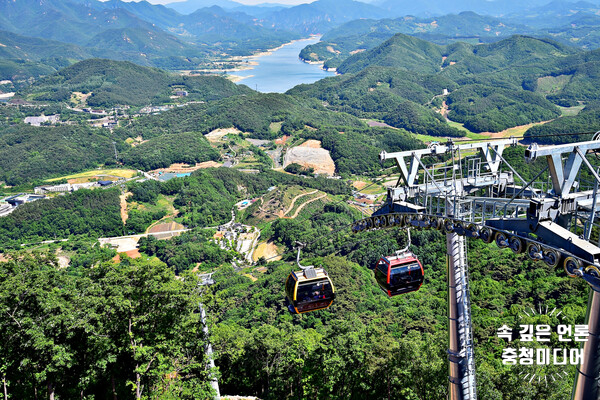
[3,8,600,398]
[18,59,253,107]
[120,132,220,171]
[0,189,123,249]
[0,124,120,185]
[125,93,364,140]
[0,253,214,399]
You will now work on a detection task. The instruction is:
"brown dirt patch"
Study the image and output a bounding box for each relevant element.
[299,139,322,149]
[148,221,185,234]
[353,181,367,190]
[151,161,223,175]
[206,127,242,142]
[284,140,336,176]
[120,192,131,224]
[123,249,141,259]
[253,241,281,262]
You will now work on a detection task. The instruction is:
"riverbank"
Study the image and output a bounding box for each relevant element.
[222,36,336,93]
[224,36,324,82]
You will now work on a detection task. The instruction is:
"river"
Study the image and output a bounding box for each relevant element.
[227,36,336,93]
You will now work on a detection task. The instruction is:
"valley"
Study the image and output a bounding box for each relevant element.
[1,0,600,399]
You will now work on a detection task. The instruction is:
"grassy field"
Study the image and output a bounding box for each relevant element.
[46,168,137,182]
[559,105,584,117]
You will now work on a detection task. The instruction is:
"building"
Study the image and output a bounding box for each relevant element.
[4,194,45,207]
[0,203,14,217]
[175,90,188,97]
[102,120,118,129]
[24,114,60,126]
[34,182,97,194]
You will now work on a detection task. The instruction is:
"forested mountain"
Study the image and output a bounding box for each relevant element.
[263,0,389,34]
[376,0,560,17]
[0,30,92,62]
[125,92,365,140]
[0,0,298,73]
[293,34,598,133]
[19,58,252,107]
[0,0,155,46]
[300,6,600,70]
[167,0,242,14]
[85,28,201,57]
[0,124,118,185]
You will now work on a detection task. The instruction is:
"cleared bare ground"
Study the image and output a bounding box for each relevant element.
[206,127,242,142]
[253,241,281,262]
[148,221,185,234]
[283,139,335,176]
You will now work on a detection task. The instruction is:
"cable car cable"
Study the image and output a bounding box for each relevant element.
[449,130,600,144]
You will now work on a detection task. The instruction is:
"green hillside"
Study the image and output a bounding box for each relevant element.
[446,84,561,132]
[85,27,202,57]
[337,34,444,75]
[0,59,58,81]
[289,66,463,137]
[126,92,365,139]
[524,102,600,144]
[121,132,220,171]
[300,12,529,68]
[0,124,118,185]
[294,34,599,135]
[19,58,251,107]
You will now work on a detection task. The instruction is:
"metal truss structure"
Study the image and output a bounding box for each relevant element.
[351,136,600,400]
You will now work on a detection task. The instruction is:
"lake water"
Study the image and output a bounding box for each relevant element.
[229,37,336,93]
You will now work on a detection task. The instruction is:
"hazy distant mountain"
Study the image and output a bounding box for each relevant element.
[300,12,530,68]
[323,12,527,42]
[231,4,289,18]
[0,0,156,46]
[0,0,299,67]
[263,0,389,34]
[86,28,201,57]
[166,0,242,14]
[378,0,557,17]
[505,0,600,27]
[0,30,92,61]
[84,0,183,28]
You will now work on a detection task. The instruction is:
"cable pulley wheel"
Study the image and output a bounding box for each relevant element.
[495,232,509,249]
[479,227,494,243]
[542,248,561,268]
[508,236,524,254]
[454,221,466,236]
[527,242,543,261]
[585,265,600,278]
[564,257,582,278]
[444,218,455,233]
[466,223,479,238]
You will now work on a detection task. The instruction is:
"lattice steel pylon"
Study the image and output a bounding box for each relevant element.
[350,136,600,400]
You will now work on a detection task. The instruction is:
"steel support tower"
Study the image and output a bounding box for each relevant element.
[350,136,600,400]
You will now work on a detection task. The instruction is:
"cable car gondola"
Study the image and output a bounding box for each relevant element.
[285,244,335,314]
[374,229,424,297]
[285,268,335,314]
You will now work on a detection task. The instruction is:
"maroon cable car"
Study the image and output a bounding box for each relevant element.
[374,252,424,297]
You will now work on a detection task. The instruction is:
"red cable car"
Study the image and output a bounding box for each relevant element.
[374,252,424,297]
